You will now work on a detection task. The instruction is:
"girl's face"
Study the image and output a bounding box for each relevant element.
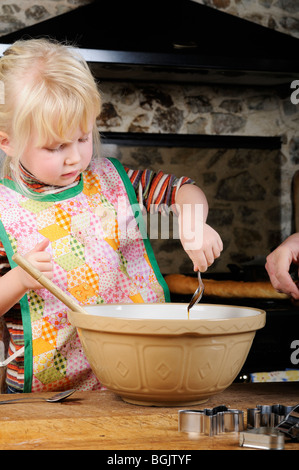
[19,125,94,186]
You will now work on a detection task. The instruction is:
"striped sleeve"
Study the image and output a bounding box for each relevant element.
[124,167,195,212]
[0,240,24,391]
[0,243,10,273]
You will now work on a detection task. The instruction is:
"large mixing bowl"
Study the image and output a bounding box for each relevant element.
[68,303,265,406]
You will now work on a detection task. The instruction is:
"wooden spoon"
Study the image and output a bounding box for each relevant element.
[12,253,88,315]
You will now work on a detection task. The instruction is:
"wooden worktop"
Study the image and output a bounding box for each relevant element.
[0,382,298,450]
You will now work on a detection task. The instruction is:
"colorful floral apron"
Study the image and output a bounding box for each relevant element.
[0,158,169,392]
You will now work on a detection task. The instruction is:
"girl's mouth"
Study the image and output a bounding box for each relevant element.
[61,170,79,179]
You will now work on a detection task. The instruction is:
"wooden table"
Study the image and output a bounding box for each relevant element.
[0,382,298,450]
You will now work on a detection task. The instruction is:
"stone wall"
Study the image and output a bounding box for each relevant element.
[0,0,92,36]
[192,0,299,38]
[97,81,299,233]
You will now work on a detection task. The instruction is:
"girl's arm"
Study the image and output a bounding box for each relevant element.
[175,184,223,272]
[125,166,194,210]
[0,239,53,316]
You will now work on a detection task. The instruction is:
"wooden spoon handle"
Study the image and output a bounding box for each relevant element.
[12,253,87,315]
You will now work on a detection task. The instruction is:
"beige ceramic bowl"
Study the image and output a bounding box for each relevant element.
[68,303,265,406]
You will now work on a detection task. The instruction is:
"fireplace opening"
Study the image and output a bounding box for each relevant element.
[101,132,282,277]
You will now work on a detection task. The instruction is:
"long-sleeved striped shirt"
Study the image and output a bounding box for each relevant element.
[0,161,194,391]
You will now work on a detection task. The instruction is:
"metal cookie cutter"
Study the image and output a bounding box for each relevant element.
[240,403,299,450]
[247,404,295,429]
[239,427,285,450]
[275,404,299,440]
[178,405,244,437]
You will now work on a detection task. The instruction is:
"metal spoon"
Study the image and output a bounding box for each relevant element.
[0,389,76,404]
[187,271,205,312]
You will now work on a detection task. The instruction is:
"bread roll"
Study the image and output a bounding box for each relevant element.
[164,274,289,299]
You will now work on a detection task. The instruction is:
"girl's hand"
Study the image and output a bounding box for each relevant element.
[180,222,223,272]
[17,238,53,290]
[176,184,223,272]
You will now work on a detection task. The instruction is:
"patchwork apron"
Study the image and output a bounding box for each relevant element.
[0,158,169,392]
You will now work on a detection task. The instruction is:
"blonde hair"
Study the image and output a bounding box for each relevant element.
[0,38,102,191]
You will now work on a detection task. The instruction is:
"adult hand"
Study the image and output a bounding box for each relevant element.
[265,233,299,299]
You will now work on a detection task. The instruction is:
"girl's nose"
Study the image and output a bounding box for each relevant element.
[65,145,80,165]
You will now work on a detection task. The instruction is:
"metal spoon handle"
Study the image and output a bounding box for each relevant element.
[187,271,205,311]
[0,397,44,404]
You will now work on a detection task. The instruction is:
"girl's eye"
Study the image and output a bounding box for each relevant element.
[79,136,89,143]
[46,144,65,152]
[45,135,89,151]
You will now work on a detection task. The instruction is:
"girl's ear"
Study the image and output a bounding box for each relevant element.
[0,132,13,155]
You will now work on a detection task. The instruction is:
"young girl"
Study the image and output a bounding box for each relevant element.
[0,38,223,393]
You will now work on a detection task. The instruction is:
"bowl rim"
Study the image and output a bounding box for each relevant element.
[67,302,266,336]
